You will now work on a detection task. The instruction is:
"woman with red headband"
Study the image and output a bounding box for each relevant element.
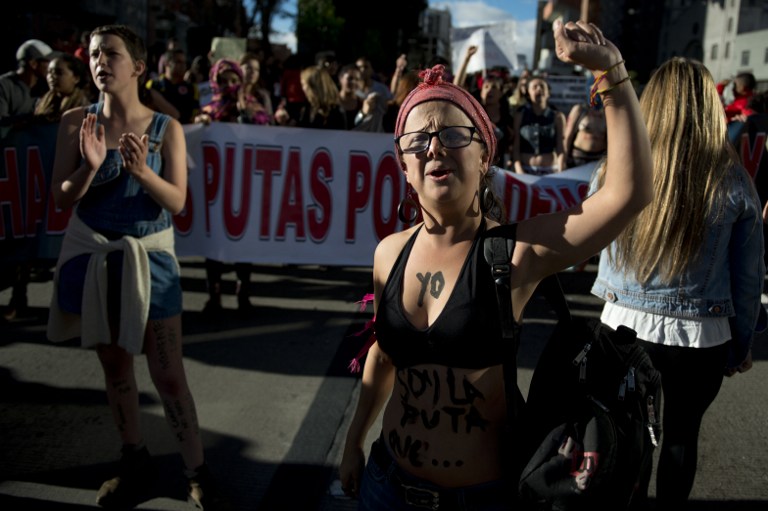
[339,20,652,509]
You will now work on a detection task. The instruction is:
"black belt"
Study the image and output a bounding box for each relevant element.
[369,438,510,510]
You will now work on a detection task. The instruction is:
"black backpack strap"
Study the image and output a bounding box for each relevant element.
[483,223,519,429]
[483,223,518,341]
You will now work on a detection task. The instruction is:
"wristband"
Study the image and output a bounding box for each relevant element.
[601,59,626,75]
[589,59,626,108]
[597,76,631,96]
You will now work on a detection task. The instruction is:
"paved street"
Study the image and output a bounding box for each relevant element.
[1,258,766,510]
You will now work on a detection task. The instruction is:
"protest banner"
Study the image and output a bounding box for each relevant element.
[0,123,71,263]
[175,124,594,265]
[1,123,595,267]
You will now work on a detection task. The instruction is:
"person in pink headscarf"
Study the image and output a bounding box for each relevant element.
[339,20,653,509]
[194,58,271,125]
[194,58,271,318]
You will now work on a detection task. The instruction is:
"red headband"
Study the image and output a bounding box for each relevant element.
[394,64,497,165]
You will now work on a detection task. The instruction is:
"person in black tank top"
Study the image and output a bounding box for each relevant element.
[375,219,508,369]
[339,20,654,510]
[512,77,566,176]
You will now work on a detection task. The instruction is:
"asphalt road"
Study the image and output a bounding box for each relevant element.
[1,258,766,510]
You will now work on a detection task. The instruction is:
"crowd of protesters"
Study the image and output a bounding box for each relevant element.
[1,21,768,511]
[2,28,767,321]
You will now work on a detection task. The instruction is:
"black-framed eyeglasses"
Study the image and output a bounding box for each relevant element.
[395,126,483,154]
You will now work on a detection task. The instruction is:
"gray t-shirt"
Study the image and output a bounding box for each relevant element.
[0,71,37,123]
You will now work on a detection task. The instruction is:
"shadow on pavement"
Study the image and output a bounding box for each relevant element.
[3,263,767,510]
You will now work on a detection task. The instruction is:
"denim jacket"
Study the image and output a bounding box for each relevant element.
[591,165,765,367]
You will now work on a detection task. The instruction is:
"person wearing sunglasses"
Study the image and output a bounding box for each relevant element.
[339,19,653,510]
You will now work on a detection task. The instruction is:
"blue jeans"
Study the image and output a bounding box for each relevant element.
[358,439,512,511]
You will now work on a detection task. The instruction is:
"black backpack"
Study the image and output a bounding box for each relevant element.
[483,231,662,511]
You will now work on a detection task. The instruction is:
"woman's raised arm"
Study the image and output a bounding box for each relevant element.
[515,20,653,284]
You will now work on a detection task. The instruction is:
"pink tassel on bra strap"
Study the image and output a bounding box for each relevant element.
[348,294,376,373]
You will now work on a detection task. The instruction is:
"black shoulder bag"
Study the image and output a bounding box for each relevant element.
[528,276,663,511]
[483,229,662,511]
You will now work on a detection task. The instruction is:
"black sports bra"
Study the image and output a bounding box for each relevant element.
[518,104,557,155]
[375,221,519,369]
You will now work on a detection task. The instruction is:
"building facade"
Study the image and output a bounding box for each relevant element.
[702,0,768,86]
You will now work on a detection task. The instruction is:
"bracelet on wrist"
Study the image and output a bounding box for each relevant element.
[601,59,626,75]
[589,59,626,108]
[596,76,631,97]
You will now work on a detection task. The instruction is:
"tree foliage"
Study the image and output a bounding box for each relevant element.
[333,0,427,72]
[295,0,345,57]
[246,0,294,52]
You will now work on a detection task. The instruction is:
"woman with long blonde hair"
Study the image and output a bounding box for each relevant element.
[592,57,764,507]
[297,65,346,129]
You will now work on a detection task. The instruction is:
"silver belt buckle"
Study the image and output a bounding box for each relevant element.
[402,484,440,510]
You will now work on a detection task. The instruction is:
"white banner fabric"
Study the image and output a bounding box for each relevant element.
[174,123,596,266]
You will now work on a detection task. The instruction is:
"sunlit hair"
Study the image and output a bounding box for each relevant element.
[606,57,741,284]
[300,65,340,120]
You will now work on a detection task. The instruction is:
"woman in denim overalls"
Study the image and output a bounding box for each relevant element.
[48,25,225,510]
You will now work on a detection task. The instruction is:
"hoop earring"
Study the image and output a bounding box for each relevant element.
[479,184,494,216]
[398,185,419,224]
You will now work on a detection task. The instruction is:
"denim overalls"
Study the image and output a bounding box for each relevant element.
[58,103,183,319]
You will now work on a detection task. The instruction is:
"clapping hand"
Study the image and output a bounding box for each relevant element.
[80,113,107,173]
[119,132,149,178]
